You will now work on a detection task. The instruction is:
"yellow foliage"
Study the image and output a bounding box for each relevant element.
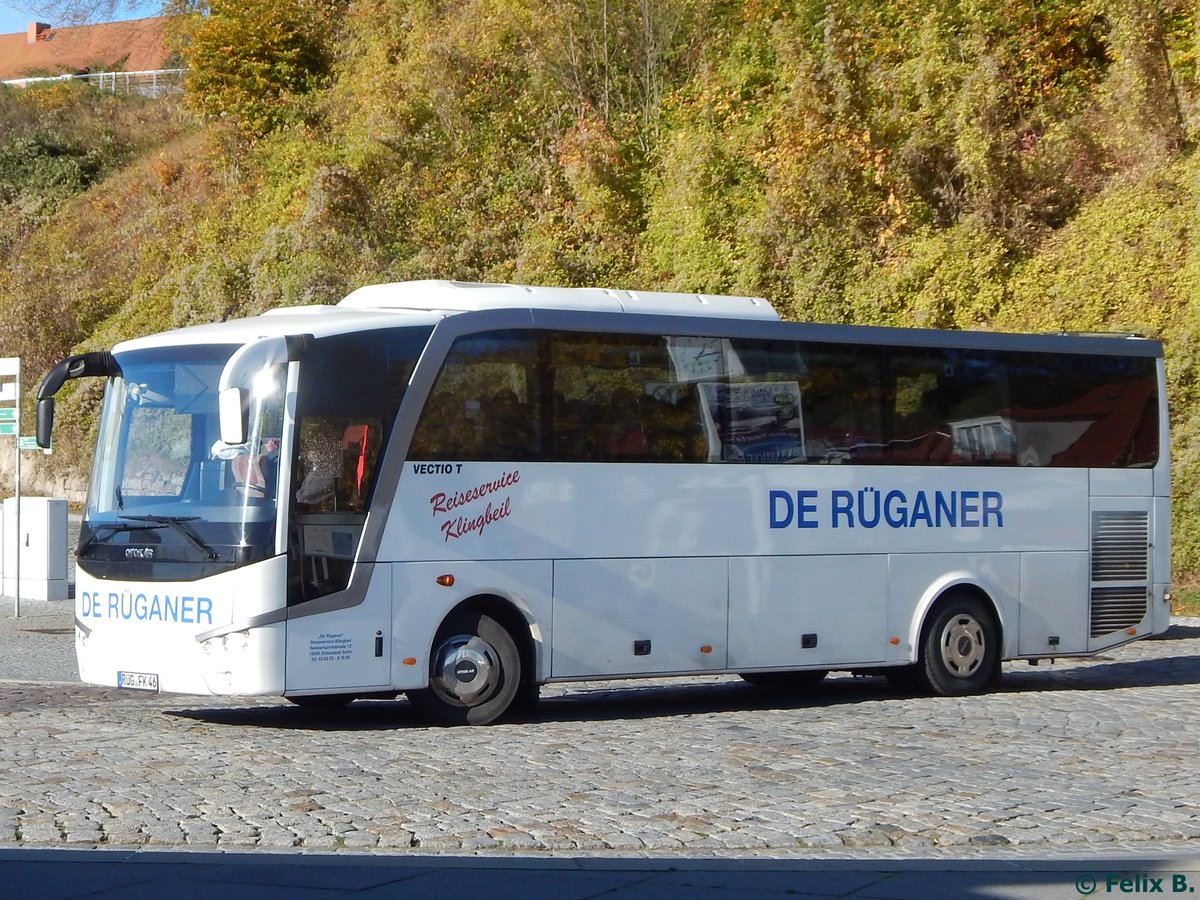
[7,0,1200,576]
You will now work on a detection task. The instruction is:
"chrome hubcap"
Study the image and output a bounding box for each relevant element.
[939,614,985,677]
[431,634,499,705]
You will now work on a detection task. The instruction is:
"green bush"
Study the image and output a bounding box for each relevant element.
[183,0,344,139]
[0,133,107,200]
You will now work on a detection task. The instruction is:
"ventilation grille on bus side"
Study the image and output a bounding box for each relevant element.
[1091,511,1149,581]
[1090,587,1150,638]
[1090,510,1149,638]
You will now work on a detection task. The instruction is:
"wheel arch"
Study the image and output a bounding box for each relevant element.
[910,577,1006,659]
[439,593,541,693]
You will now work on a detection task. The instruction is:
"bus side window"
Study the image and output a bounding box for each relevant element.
[342,424,370,499]
[1005,352,1157,467]
[717,338,808,464]
[644,386,706,462]
[295,419,342,509]
[484,389,538,460]
[410,331,541,461]
[547,331,707,463]
[552,395,594,460]
[793,345,885,463]
[294,418,378,511]
[886,349,1016,465]
[889,370,953,464]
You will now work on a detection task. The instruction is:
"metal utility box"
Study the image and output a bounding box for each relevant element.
[2,497,68,601]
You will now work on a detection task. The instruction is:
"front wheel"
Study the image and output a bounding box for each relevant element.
[918,595,1000,696]
[407,611,521,726]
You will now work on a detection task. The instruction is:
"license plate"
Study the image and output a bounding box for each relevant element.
[117,671,159,692]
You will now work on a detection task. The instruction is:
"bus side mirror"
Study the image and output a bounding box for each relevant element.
[36,397,54,449]
[35,350,121,449]
[219,387,246,446]
[218,333,312,447]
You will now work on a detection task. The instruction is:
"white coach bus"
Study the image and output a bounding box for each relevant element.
[37,280,1170,724]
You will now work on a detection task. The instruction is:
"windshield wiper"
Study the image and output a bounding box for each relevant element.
[121,514,220,561]
[77,521,164,556]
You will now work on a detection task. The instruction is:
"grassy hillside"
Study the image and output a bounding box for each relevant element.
[4,0,1200,576]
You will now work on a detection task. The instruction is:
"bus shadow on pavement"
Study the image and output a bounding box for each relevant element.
[535,652,1200,723]
[999,654,1200,693]
[165,701,424,731]
[529,678,895,723]
[164,677,896,730]
[162,648,1200,729]
[1153,622,1200,641]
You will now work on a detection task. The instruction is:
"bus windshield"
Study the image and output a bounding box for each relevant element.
[79,344,285,579]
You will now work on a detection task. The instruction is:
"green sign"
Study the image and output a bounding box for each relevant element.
[0,422,16,436]
[0,407,15,422]
[18,437,44,452]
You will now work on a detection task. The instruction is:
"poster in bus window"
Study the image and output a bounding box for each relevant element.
[697,382,805,463]
[667,337,744,382]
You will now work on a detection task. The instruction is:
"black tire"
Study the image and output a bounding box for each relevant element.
[407,611,521,726]
[286,694,355,709]
[918,595,1000,696]
[739,669,828,689]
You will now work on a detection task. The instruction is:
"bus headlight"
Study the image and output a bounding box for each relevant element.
[201,630,250,655]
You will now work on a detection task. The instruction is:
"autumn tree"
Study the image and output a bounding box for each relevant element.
[182,0,344,139]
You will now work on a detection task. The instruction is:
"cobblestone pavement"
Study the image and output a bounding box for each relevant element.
[1,599,1199,858]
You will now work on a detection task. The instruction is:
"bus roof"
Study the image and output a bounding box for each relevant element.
[114,281,779,352]
[111,280,1160,359]
[336,280,780,320]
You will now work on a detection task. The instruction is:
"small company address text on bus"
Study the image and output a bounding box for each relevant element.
[770,488,1004,530]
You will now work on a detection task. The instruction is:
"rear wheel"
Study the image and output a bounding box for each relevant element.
[408,611,521,726]
[918,595,1000,696]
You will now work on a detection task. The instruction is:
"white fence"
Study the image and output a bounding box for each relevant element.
[1,68,184,98]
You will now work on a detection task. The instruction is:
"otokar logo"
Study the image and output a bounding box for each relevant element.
[124,547,155,560]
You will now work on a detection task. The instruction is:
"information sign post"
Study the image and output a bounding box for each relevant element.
[0,358,19,616]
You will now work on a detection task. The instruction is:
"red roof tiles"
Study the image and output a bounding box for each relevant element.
[0,17,171,80]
